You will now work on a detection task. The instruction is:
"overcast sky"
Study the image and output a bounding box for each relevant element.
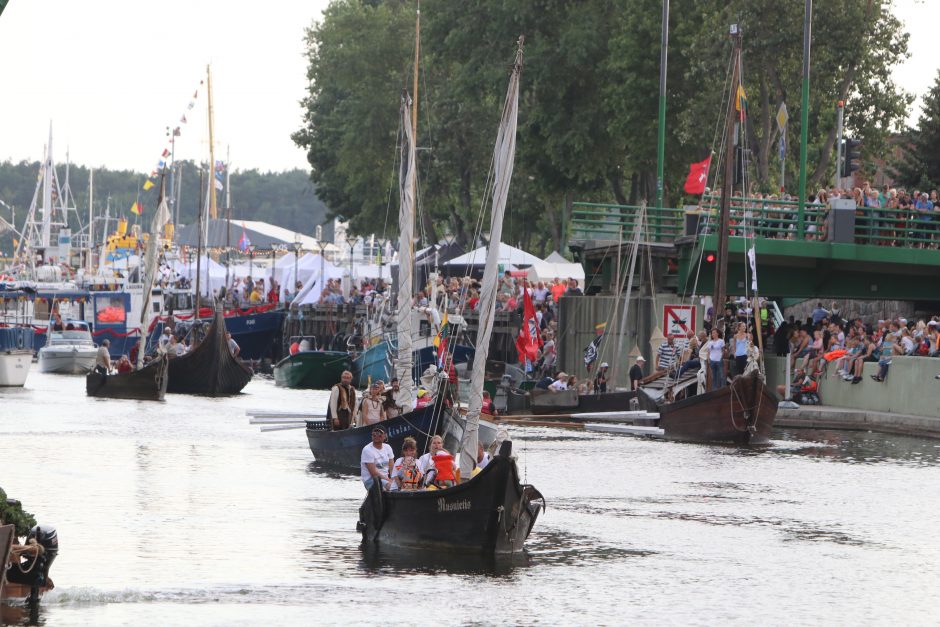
[0,0,936,174]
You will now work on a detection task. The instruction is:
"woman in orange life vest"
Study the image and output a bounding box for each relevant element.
[417,435,458,489]
[481,390,498,417]
[391,437,423,491]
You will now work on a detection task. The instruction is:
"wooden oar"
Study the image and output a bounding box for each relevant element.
[259,423,310,432]
[247,413,327,421]
[248,417,322,425]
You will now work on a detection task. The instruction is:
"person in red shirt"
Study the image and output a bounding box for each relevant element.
[550,278,566,303]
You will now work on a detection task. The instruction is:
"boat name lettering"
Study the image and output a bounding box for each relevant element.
[437,498,471,513]
[245,319,255,326]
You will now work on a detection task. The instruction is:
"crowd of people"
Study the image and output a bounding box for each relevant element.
[774,302,940,386]
[361,431,491,493]
[700,181,940,246]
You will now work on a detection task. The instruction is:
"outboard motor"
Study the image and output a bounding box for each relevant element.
[24,524,58,588]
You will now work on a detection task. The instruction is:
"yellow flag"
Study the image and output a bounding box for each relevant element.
[143,180,155,191]
[130,202,142,215]
[735,84,747,112]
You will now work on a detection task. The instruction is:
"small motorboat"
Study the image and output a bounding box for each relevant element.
[0,327,33,387]
[37,320,98,375]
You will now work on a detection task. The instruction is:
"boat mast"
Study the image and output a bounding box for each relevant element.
[40,124,54,254]
[87,169,94,274]
[459,38,524,478]
[411,1,420,142]
[712,26,741,322]
[207,64,218,221]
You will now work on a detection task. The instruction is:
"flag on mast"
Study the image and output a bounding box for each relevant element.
[237,223,251,252]
[683,155,712,195]
[515,287,543,365]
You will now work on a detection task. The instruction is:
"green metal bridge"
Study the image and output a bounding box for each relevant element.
[569,198,940,301]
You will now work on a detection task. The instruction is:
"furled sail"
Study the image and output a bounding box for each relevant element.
[136,193,171,369]
[460,40,524,477]
[395,92,417,410]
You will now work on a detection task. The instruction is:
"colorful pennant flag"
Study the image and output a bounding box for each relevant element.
[161,148,170,158]
[130,202,142,216]
[515,288,543,365]
[143,180,155,191]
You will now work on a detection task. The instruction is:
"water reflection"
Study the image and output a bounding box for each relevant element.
[358,545,530,577]
[772,428,940,466]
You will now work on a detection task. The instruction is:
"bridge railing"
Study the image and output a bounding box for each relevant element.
[571,197,938,247]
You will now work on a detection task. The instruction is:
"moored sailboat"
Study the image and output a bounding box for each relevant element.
[636,27,777,444]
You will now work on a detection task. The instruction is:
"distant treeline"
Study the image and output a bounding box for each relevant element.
[0,159,329,236]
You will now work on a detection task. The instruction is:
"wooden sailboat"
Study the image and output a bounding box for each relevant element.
[637,28,778,444]
[163,66,253,397]
[358,38,544,555]
[85,180,173,400]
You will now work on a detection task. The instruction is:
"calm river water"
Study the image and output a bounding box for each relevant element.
[1,371,939,625]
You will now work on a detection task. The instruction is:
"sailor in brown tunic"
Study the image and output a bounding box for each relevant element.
[328,370,358,430]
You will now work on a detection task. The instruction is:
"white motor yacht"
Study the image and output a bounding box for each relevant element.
[38,320,98,374]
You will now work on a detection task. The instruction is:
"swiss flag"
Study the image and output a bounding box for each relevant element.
[683,155,712,195]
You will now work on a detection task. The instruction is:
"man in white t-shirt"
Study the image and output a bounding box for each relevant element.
[360,426,394,490]
[548,372,569,391]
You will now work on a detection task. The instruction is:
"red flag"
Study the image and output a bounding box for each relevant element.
[515,287,543,364]
[683,155,712,195]
[161,148,170,158]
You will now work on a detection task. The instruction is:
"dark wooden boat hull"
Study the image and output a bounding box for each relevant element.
[85,354,169,401]
[305,405,448,470]
[358,441,544,555]
[166,310,253,396]
[639,370,778,444]
[273,350,352,389]
[524,389,637,415]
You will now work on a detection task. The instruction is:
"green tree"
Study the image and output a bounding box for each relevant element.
[892,69,940,191]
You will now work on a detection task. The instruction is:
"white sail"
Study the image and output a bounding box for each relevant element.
[459,41,524,477]
[136,194,171,369]
[395,93,417,409]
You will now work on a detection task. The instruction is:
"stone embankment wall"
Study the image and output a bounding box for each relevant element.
[765,355,939,419]
[784,299,917,325]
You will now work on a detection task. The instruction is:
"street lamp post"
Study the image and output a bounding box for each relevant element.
[347,237,358,299]
[293,233,302,301]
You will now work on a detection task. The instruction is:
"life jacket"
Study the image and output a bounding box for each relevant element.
[432,453,455,483]
[400,462,421,490]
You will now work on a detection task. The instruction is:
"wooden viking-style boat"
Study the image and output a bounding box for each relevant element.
[358,440,544,554]
[359,38,541,556]
[635,28,777,444]
[638,369,777,444]
[166,309,253,395]
[85,353,169,401]
[306,401,498,471]
[307,404,446,470]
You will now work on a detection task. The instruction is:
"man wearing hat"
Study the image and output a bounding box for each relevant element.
[594,362,610,394]
[629,356,646,391]
[360,426,394,490]
[548,372,569,391]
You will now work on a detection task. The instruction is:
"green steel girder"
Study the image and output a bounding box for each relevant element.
[676,236,940,300]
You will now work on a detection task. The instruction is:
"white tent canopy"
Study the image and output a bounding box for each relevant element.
[525,259,585,283]
[544,251,569,263]
[289,255,346,307]
[444,242,542,267]
[278,252,324,295]
[171,255,227,296]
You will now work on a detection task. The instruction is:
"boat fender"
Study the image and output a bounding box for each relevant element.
[16,333,25,349]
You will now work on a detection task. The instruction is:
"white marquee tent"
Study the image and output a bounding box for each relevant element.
[443,243,542,268]
[289,255,346,307]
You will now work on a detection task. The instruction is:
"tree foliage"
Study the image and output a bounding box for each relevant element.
[290,0,912,251]
[891,69,940,191]
[0,160,327,254]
